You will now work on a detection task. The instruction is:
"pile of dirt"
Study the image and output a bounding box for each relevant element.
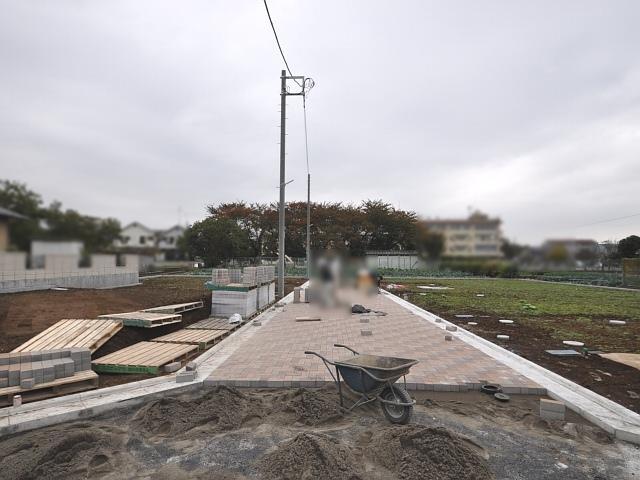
[257,433,362,480]
[131,386,266,436]
[0,423,131,480]
[275,388,344,425]
[368,425,494,480]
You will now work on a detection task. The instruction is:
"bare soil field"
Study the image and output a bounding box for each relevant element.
[0,276,306,389]
[385,279,640,413]
[0,386,635,480]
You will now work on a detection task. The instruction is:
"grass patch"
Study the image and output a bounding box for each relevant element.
[400,278,640,320]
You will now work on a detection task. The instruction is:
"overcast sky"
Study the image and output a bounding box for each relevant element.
[1,1,639,244]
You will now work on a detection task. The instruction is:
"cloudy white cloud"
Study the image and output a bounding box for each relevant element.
[1,0,638,244]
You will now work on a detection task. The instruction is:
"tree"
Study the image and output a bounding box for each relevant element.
[0,180,43,250]
[501,239,524,260]
[416,223,444,260]
[182,217,252,266]
[546,244,569,264]
[618,235,640,258]
[575,247,598,266]
[0,179,121,252]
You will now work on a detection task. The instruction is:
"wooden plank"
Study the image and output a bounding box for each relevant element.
[92,341,197,374]
[11,319,123,353]
[98,311,182,328]
[151,328,227,347]
[143,301,204,314]
[186,317,240,331]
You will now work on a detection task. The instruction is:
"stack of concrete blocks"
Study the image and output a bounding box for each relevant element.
[539,399,566,421]
[211,289,258,318]
[242,266,257,286]
[211,268,230,286]
[229,268,242,284]
[0,348,92,390]
[0,252,139,294]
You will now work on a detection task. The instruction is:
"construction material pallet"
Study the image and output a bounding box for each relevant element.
[143,301,204,314]
[151,329,228,350]
[0,370,98,406]
[98,311,182,328]
[11,319,123,354]
[186,317,243,331]
[92,341,197,374]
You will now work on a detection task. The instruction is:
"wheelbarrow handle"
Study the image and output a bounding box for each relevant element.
[334,344,359,355]
[304,350,335,365]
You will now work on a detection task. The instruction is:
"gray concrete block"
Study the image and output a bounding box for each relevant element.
[0,378,7,388]
[10,355,21,365]
[0,355,8,366]
[30,352,42,362]
[444,334,453,341]
[359,318,370,323]
[20,378,35,389]
[20,368,34,382]
[445,325,458,332]
[41,352,52,361]
[54,363,66,378]
[540,399,566,414]
[9,370,20,386]
[540,409,565,421]
[176,371,196,383]
[164,362,181,373]
[0,368,8,379]
[185,362,197,372]
[51,350,62,360]
[361,329,373,336]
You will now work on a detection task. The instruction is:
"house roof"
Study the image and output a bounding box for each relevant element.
[0,206,28,220]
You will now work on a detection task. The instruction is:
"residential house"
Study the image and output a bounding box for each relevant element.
[114,222,185,261]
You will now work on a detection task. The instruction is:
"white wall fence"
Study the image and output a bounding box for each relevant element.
[0,253,139,293]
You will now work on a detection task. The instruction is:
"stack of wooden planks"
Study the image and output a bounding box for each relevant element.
[186,317,243,331]
[11,319,123,354]
[92,341,197,374]
[151,329,228,350]
[143,301,204,314]
[98,311,182,328]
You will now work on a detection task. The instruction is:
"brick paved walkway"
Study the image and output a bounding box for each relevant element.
[205,291,543,394]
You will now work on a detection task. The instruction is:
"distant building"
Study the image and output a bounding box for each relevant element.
[113,221,185,261]
[542,239,598,264]
[423,211,503,257]
[365,250,427,270]
[0,206,27,251]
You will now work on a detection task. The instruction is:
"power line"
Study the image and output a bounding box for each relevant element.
[576,212,640,228]
[263,0,302,87]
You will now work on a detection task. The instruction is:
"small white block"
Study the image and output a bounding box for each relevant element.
[497,334,510,340]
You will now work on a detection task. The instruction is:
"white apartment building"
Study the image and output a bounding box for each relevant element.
[424,211,503,257]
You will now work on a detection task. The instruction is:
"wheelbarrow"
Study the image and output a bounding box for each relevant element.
[305,344,419,424]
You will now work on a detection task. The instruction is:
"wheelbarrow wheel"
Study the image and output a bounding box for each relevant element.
[380,385,413,424]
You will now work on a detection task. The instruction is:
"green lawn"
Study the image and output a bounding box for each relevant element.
[396,278,640,320]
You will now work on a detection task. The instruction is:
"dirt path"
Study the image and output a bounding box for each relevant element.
[0,387,634,480]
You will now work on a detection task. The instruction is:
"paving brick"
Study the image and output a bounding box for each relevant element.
[0,378,7,388]
[176,371,197,383]
[540,398,566,414]
[540,409,565,421]
[20,378,35,389]
[164,362,181,373]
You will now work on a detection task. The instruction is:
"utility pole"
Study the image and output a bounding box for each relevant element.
[277,70,306,298]
[306,173,311,279]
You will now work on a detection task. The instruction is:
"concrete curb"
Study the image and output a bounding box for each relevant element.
[384,290,640,445]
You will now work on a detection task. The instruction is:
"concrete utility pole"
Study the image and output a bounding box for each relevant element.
[306,173,311,279]
[277,70,306,298]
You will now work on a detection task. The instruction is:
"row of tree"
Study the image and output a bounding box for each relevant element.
[0,180,121,252]
[182,200,444,266]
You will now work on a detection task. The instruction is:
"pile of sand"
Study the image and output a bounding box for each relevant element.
[368,425,494,480]
[131,386,266,436]
[0,423,130,480]
[276,388,343,425]
[257,433,362,480]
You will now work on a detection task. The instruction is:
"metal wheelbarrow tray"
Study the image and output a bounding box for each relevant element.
[305,344,419,424]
